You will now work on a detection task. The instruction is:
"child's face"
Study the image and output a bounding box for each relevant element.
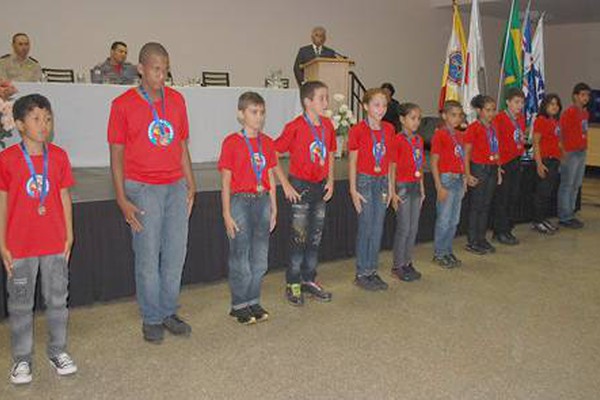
[546,98,560,117]
[479,102,497,123]
[443,107,463,129]
[363,94,387,122]
[304,88,329,116]
[137,54,169,91]
[574,91,591,107]
[16,107,53,144]
[400,108,421,133]
[238,104,266,132]
[506,97,525,115]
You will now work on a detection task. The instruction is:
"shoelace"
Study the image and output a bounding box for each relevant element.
[14,361,30,374]
[55,353,73,367]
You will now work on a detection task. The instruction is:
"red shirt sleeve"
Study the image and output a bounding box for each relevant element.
[59,150,75,189]
[0,154,8,191]
[265,135,277,168]
[274,122,296,154]
[431,131,443,155]
[217,136,235,171]
[347,125,360,151]
[107,99,126,144]
[464,123,476,144]
[326,118,337,152]
[179,96,190,141]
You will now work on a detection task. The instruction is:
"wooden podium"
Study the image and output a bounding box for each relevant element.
[301,57,355,103]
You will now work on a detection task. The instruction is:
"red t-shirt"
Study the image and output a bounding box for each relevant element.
[560,105,589,152]
[431,127,465,174]
[534,116,562,159]
[218,132,277,194]
[107,87,190,184]
[347,120,395,176]
[0,143,75,259]
[392,132,426,183]
[464,120,500,165]
[494,111,526,164]
[274,114,337,183]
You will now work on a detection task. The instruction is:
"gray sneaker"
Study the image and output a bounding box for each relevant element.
[354,274,380,291]
[143,323,165,344]
[163,315,192,336]
[48,352,77,376]
[10,360,32,385]
[370,273,389,290]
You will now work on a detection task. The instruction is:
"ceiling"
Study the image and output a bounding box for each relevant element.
[430,0,600,24]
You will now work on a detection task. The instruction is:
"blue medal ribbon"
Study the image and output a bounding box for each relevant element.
[303,113,326,164]
[505,110,524,148]
[402,130,423,174]
[483,121,499,157]
[447,126,464,160]
[367,119,385,170]
[240,129,265,190]
[553,119,561,139]
[140,85,166,136]
[19,142,49,212]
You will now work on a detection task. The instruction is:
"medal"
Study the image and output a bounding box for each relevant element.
[402,130,423,179]
[20,142,49,217]
[506,110,525,150]
[319,159,325,166]
[414,171,421,178]
[483,121,499,161]
[240,129,266,194]
[257,184,264,193]
[303,113,327,165]
[38,205,46,216]
[140,85,168,144]
[367,119,386,174]
[374,165,381,173]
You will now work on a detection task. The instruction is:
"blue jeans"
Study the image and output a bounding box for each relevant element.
[558,151,586,222]
[393,182,422,268]
[125,179,189,325]
[287,176,326,284]
[228,194,271,309]
[355,174,388,276]
[434,173,464,257]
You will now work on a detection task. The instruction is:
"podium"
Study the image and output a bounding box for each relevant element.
[301,57,355,103]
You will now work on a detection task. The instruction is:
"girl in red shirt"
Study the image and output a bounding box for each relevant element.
[532,94,563,234]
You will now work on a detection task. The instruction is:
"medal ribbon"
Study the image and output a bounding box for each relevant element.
[20,142,49,210]
[240,129,265,188]
[303,113,326,164]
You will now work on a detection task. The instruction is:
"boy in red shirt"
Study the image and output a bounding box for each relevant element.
[218,92,277,324]
[558,82,591,228]
[0,94,77,385]
[431,100,466,268]
[532,94,563,234]
[274,81,336,306]
[107,43,196,343]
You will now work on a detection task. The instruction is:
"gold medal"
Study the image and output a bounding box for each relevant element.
[257,184,264,193]
[38,205,46,216]
[374,165,382,173]
[319,158,325,166]
[415,171,421,178]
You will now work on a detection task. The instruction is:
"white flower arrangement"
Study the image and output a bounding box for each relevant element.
[0,82,17,148]
[329,94,356,138]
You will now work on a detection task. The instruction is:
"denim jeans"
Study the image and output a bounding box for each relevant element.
[467,163,498,245]
[125,179,189,325]
[393,182,421,268]
[228,193,271,309]
[355,174,388,276]
[434,173,465,257]
[558,151,586,222]
[534,158,560,223]
[492,157,522,235]
[7,254,69,363]
[287,176,326,284]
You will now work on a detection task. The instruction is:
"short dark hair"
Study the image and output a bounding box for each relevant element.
[300,81,328,108]
[398,102,420,118]
[572,82,591,95]
[238,91,265,111]
[470,94,496,110]
[505,87,525,101]
[111,41,127,51]
[441,100,463,114]
[538,93,562,120]
[380,82,395,97]
[138,42,169,64]
[12,33,29,43]
[13,94,52,123]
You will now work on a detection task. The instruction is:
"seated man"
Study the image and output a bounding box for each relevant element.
[0,33,42,82]
[91,41,137,85]
[293,26,337,86]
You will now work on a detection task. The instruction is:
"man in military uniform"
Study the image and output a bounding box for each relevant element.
[91,41,138,85]
[0,33,42,82]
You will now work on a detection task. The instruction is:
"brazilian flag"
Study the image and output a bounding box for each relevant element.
[499,0,522,108]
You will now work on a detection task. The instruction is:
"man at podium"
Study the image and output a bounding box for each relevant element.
[293,27,337,86]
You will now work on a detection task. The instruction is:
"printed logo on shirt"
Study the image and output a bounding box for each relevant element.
[513,129,522,144]
[252,152,267,170]
[454,145,464,158]
[309,141,327,163]
[448,52,464,84]
[25,174,50,199]
[148,119,174,147]
[372,142,386,158]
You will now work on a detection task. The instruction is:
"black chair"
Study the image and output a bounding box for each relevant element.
[201,71,230,87]
[42,68,75,83]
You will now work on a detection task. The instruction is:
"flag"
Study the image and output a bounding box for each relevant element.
[438,2,467,111]
[462,0,487,122]
[532,13,546,109]
[522,1,536,126]
[498,0,523,109]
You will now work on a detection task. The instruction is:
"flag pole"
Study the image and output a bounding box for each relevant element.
[497,0,516,105]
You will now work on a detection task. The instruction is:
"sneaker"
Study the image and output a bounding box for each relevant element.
[10,361,32,385]
[142,323,164,344]
[448,254,462,267]
[493,233,518,246]
[465,242,487,255]
[405,263,422,280]
[392,265,417,281]
[570,218,584,229]
[354,274,380,291]
[506,232,520,244]
[532,222,553,235]
[480,240,496,253]
[249,304,269,322]
[229,307,257,325]
[163,314,192,336]
[542,220,559,232]
[48,352,77,376]
[370,273,389,290]
[286,283,304,306]
[433,255,454,269]
[301,281,332,302]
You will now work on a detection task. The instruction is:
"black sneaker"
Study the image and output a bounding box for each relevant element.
[405,263,422,280]
[506,232,520,244]
[480,239,496,253]
[163,314,192,336]
[48,352,77,376]
[465,242,487,255]
[370,273,389,290]
[301,281,333,302]
[229,307,257,325]
[493,233,518,246]
[532,222,553,235]
[285,283,304,306]
[448,254,462,267]
[542,219,559,232]
[354,274,380,291]
[142,323,164,344]
[10,360,32,385]
[249,304,270,322]
[571,218,584,229]
[433,255,454,269]
[391,266,416,281]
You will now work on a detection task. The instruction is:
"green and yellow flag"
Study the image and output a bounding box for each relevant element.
[499,0,522,107]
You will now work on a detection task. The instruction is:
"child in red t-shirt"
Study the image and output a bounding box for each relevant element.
[532,93,563,234]
[0,94,77,385]
[274,81,336,306]
[431,100,465,268]
[107,43,196,343]
[558,82,591,228]
[218,92,277,324]
[463,95,501,256]
[348,88,394,291]
[390,102,425,281]
[491,87,526,245]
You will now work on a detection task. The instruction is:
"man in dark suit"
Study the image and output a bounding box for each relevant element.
[293,27,337,86]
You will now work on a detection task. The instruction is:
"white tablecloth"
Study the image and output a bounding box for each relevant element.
[11,83,301,167]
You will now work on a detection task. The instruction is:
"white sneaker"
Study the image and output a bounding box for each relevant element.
[49,352,78,376]
[10,360,32,385]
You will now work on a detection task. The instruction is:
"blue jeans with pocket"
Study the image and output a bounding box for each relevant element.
[393,182,422,268]
[558,150,586,222]
[434,173,464,257]
[125,179,189,325]
[228,193,271,310]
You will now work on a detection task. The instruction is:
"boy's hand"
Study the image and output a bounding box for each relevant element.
[466,174,479,187]
[536,163,548,179]
[391,193,401,211]
[323,180,334,202]
[420,191,426,206]
[1,248,14,278]
[497,167,504,185]
[350,190,366,214]
[270,209,277,233]
[64,237,73,262]
[283,182,301,203]
[437,186,449,203]
[186,186,196,216]
[224,214,240,239]
[119,199,144,233]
